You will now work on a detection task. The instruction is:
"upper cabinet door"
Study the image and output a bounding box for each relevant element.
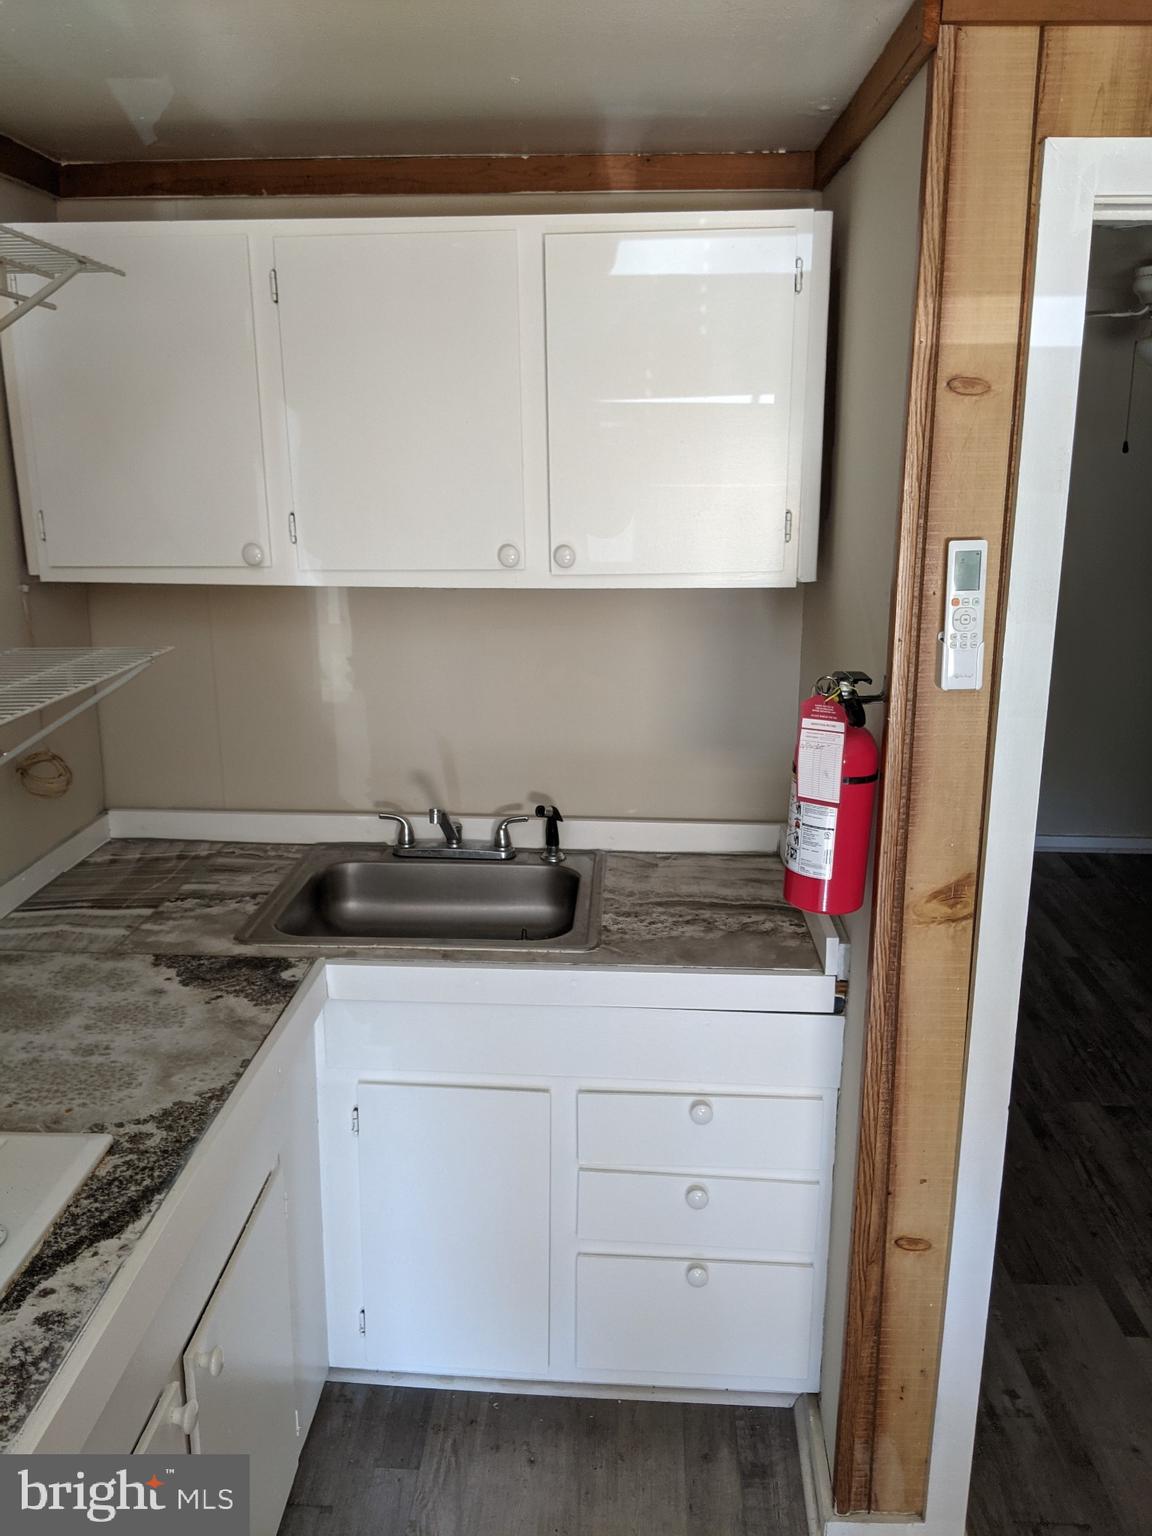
[273,232,526,576]
[544,228,802,580]
[3,227,274,576]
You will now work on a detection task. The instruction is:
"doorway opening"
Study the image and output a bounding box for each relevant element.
[966,218,1152,1536]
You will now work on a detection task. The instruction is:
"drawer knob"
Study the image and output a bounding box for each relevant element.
[196,1345,224,1378]
[686,1264,710,1288]
[685,1184,710,1210]
[689,1099,713,1125]
[168,1399,199,1434]
[241,542,265,567]
[553,543,577,569]
[497,542,521,569]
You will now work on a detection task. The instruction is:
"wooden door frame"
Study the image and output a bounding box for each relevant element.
[831,21,1152,1526]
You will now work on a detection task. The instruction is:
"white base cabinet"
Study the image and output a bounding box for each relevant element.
[320,999,842,1398]
[184,1166,300,1536]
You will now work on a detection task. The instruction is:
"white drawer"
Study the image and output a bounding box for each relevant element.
[575,1253,814,1383]
[577,1090,824,1172]
[577,1168,821,1255]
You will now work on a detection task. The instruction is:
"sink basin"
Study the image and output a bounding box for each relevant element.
[0,1132,112,1297]
[237,845,604,951]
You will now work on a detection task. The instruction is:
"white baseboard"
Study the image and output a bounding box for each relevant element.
[795,1393,927,1534]
[795,1393,831,1536]
[106,808,785,856]
[1034,834,1152,854]
[328,1365,795,1408]
[0,814,110,920]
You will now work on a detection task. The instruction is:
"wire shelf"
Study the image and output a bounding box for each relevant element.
[0,646,170,766]
[0,225,124,333]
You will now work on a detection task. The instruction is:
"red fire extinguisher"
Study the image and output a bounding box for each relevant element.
[783,671,881,916]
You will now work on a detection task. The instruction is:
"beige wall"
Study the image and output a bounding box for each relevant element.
[0,177,105,884]
[1037,224,1152,840]
[90,584,803,819]
[798,72,927,1458]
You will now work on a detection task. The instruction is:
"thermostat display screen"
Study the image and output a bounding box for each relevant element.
[954,549,982,591]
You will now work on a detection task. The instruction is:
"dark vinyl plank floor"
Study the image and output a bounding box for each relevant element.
[968,854,1152,1536]
[280,1386,808,1536]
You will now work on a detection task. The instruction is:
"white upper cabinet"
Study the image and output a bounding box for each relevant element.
[1,212,829,588]
[2,225,278,580]
[273,231,526,577]
[544,228,803,581]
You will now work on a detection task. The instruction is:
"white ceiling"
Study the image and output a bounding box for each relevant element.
[0,0,909,162]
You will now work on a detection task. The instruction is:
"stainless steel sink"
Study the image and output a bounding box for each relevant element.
[237,845,604,951]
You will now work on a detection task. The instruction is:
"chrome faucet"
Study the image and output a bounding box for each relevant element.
[428,806,463,848]
[379,808,529,861]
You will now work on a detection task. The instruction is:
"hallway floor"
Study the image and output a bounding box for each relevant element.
[279,1384,809,1535]
[968,853,1152,1536]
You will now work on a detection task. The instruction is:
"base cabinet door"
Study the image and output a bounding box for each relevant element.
[358,1082,551,1376]
[183,1166,299,1536]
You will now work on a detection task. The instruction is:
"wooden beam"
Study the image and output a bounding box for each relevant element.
[832,28,955,1509]
[815,1,941,188]
[867,24,1041,1514]
[1036,23,1152,132]
[943,1,1152,20]
[57,151,816,201]
[833,21,1043,1515]
[0,132,60,198]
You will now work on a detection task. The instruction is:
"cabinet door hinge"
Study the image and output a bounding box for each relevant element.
[358,1308,366,1336]
[269,268,279,304]
[36,508,47,543]
[794,257,804,295]
[351,1105,359,1135]
[288,511,298,545]
[785,509,793,543]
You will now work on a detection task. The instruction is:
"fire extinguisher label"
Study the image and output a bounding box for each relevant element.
[785,784,839,882]
[796,718,845,804]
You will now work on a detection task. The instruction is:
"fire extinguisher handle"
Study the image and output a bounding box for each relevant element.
[844,696,867,728]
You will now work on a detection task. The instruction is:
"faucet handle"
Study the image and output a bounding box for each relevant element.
[377,813,415,849]
[492,814,529,853]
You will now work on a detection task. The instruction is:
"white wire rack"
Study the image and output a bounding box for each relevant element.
[0,226,124,333]
[0,646,170,766]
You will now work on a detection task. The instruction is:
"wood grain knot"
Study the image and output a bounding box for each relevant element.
[912,872,976,925]
[946,374,992,397]
[895,1235,933,1253]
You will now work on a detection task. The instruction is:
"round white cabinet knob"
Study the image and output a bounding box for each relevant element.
[689,1099,713,1125]
[497,543,521,569]
[552,543,577,569]
[241,542,265,567]
[685,1184,710,1210]
[196,1345,225,1378]
[169,1399,199,1434]
[686,1264,710,1288]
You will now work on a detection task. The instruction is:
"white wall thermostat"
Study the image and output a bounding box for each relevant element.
[938,537,987,691]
